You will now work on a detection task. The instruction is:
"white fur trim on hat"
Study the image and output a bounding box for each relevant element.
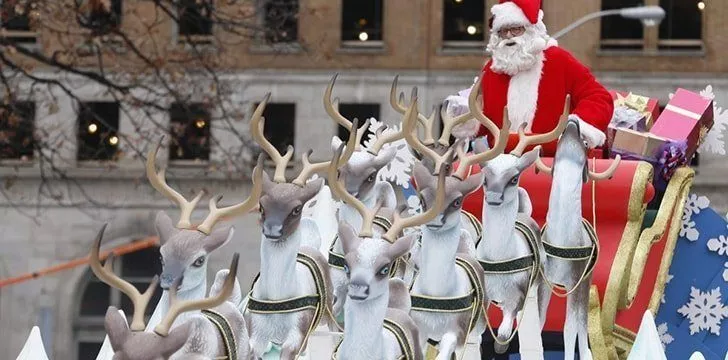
[491,2,531,31]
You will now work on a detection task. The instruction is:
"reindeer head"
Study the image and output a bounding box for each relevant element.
[89,225,238,359]
[324,74,406,202]
[250,92,361,240]
[146,141,262,291]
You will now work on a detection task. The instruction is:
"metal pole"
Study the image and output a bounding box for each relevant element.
[552,9,622,40]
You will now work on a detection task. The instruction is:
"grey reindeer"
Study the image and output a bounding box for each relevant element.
[327,137,449,360]
[463,78,566,354]
[245,93,342,360]
[143,141,264,333]
[401,90,509,360]
[89,224,248,360]
[324,75,414,318]
[533,119,621,360]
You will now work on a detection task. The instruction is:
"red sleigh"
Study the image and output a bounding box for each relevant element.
[442,153,694,358]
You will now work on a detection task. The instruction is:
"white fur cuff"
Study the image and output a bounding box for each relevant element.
[570,114,606,148]
[444,94,479,140]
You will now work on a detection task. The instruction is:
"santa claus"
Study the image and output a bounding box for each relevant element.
[447,0,613,154]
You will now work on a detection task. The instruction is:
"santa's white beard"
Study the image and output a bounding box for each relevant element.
[487,26,548,76]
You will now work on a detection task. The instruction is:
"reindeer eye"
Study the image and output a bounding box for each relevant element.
[343,263,350,274]
[366,173,376,183]
[509,176,519,185]
[291,205,302,216]
[259,205,265,217]
[378,265,390,276]
[452,197,462,208]
[192,256,205,268]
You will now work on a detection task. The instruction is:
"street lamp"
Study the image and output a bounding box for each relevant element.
[552,6,666,39]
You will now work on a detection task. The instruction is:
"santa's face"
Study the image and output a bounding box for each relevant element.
[487,23,548,76]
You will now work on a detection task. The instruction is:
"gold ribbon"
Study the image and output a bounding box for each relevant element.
[615,92,654,126]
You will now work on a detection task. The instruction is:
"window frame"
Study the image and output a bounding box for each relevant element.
[167,102,212,165]
[0,100,35,164]
[340,0,384,50]
[441,0,488,50]
[259,0,299,45]
[0,0,39,46]
[76,101,121,163]
[174,0,215,45]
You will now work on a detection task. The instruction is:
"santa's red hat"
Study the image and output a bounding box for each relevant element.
[490,0,543,31]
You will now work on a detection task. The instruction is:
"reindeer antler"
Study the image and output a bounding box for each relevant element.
[146,139,204,230]
[90,224,159,332]
[324,74,373,148]
[250,93,295,183]
[390,75,438,145]
[291,118,367,186]
[402,94,456,175]
[383,169,447,242]
[511,95,571,157]
[154,253,239,336]
[589,155,621,180]
[196,154,265,234]
[451,77,510,180]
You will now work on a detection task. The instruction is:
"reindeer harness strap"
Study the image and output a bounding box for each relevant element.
[461,210,482,245]
[201,309,237,360]
[475,221,540,274]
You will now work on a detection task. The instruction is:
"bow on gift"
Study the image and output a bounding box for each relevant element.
[611,93,654,131]
[656,141,688,183]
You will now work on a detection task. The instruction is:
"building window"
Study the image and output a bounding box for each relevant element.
[263,0,298,43]
[169,103,211,162]
[0,101,34,161]
[658,0,703,50]
[600,0,644,50]
[341,0,383,46]
[1,0,37,44]
[74,247,161,360]
[336,103,379,146]
[443,0,485,45]
[77,102,120,162]
[177,0,213,42]
[77,0,123,35]
[256,102,295,156]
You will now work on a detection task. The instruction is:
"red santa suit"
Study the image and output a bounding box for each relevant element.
[449,0,613,156]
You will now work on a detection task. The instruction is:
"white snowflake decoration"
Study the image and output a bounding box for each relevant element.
[708,236,728,257]
[657,322,674,349]
[363,118,416,189]
[724,262,728,283]
[680,213,700,242]
[684,194,711,219]
[698,85,728,155]
[677,286,728,335]
[407,195,422,216]
[661,274,674,304]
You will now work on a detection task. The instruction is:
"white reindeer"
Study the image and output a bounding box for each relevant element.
[245,93,340,360]
[401,91,510,359]
[89,224,249,359]
[533,118,620,360]
[327,135,450,360]
[463,79,564,354]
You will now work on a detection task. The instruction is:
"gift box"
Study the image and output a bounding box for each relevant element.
[650,88,714,161]
[611,127,668,158]
[607,91,661,147]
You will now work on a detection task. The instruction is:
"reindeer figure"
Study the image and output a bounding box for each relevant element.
[245,93,343,359]
[89,224,249,359]
[328,140,449,360]
[462,79,568,354]
[142,141,263,332]
[533,119,620,360]
[401,88,509,360]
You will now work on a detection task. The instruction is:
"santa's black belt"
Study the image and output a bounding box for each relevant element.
[247,295,320,314]
[202,309,237,360]
[411,291,476,312]
[478,255,534,274]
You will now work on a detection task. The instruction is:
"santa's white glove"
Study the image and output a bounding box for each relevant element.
[570,114,606,149]
[444,85,480,140]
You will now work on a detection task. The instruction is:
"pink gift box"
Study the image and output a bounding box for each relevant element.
[649,88,714,160]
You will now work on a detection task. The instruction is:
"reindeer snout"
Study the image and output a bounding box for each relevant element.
[347,282,370,300]
[262,223,283,239]
[485,191,504,205]
[160,274,183,290]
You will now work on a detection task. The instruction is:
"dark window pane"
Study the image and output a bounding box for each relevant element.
[443,0,484,42]
[600,0,644,49]
[337,103,379,146]
[659,0,702,41]
[264,0,298,43]
[121,248,161,277]
[77,102,120,161]
[341,0,382,42]
[121,282,161,316]
[78,342,103,360]
[178,0,213,36]
[79,281,111,316]
[1,0,31,31]
[0,101,34,160]
[79,0,123,34]
[257,103,295,156]
[169,103,211,161]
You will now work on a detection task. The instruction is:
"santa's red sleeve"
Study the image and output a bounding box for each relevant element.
[562,50,614,133]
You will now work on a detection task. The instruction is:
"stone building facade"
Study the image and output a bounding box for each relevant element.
[0,0,726,358]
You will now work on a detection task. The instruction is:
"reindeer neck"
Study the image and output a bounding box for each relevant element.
[144,277,207,332]
[417,225,460,295]
[340,293,388,360]
[546,161,585,246]
[479,201,520,260]
[256,228,303,299]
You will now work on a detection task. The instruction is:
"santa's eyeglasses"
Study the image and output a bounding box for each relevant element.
[497,26,526,38]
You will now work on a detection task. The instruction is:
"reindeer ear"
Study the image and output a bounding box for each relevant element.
[460,172,484,196]
[412,162,434,189]
[261,171,275,193]
[373,146,397,169]
[155,212,179,245]
[331,136,344,154]
[516,147,540,173]
[300,178,324,204]
[338,221,361,255]
[104,307,129,351]
[161,321,191,356]
[472,138,492,166]
[204,225,234,253]
[387,234,416,260]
